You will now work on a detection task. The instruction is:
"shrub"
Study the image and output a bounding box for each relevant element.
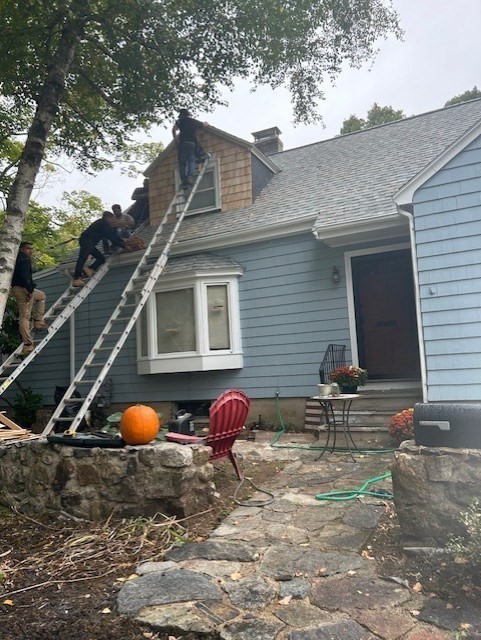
[388,407,414,443]
[13,387,43,428]
[447,498,481,566]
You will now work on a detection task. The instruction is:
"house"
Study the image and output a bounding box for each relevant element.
[8,98,481,427]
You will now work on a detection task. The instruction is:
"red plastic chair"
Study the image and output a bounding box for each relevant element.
[165,389,250,479]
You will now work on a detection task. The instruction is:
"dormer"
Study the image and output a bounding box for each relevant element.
[144,125,281,226]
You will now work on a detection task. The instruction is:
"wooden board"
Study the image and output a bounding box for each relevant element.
[0,412,40,443]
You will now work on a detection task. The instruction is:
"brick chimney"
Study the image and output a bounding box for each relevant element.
[251,127,283,155]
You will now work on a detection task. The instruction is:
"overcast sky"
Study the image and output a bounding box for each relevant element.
[37,0,481,210]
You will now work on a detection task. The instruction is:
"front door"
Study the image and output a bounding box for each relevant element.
[352,250,420,379]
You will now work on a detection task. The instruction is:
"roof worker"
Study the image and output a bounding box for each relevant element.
[102,203,135,254]
[11,242,48,354]
[72,211,126,287]
[172,109,208,189]
[130,178,150,225]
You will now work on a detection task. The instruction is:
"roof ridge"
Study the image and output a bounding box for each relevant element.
[272,97,481,156]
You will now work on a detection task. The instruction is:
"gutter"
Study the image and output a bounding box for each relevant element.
[396,203,428,403]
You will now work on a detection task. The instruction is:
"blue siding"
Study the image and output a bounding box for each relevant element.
[413,134,481,401]
[7,234,352,405]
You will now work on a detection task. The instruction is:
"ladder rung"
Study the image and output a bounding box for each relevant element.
[84,363,105,368]
[53,417,75,422]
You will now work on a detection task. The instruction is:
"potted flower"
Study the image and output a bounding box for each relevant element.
[388,408,414,444]
[330,365,368,393]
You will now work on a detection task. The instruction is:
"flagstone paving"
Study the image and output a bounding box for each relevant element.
[117,432,479,639]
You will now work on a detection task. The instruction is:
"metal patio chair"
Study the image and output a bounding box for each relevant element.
[165,388,250,479]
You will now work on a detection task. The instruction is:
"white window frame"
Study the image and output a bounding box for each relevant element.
[137,267,243,374]
[174,157,221,215]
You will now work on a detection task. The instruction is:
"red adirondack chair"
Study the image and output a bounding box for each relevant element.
[165,389,250,479]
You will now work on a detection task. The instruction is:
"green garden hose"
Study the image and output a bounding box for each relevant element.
[314,472,393,501]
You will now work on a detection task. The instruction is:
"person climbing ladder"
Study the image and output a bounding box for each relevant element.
[172,109,208,188]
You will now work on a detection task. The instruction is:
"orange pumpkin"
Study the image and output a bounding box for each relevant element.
[120,404,160,445]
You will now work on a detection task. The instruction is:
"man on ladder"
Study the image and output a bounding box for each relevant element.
[172,109,208,189]
[10,242,48,354]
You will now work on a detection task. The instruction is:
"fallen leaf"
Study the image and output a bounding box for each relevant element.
[230,571,242,581]
[3,600,14,606]
[410,610,420,616]
[454,556,469,564]
[412,582,423,592]
[101,607,111,614]
[278,595,292,605]
[445,603,454,609]
[461,623,472,630]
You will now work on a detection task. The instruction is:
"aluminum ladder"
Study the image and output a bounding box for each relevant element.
[42,159,211,437]
[0,245,131,398]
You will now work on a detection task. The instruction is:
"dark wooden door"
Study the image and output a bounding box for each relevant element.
[352,250,420,379]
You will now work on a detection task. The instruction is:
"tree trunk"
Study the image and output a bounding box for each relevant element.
[0,21,82,326]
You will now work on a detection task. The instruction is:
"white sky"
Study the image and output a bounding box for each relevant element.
[36,0,481,210]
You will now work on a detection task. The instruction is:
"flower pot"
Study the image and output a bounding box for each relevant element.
[339,385,358,394]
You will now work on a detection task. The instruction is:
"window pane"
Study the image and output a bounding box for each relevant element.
[156,289,195,353]
[199,171,214,189]
[140,306,148,356]
[207,285,230,350]
[190,169,216,210]
[191,189,216,209]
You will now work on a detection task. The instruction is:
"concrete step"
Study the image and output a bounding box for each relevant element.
[305,387,422,432]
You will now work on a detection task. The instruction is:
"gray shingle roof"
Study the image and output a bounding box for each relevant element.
[174,98,481,243]
[163,253,243,275]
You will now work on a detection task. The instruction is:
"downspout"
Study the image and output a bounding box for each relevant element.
[396,204,428,403]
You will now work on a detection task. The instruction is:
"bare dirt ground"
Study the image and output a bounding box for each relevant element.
[0,458,285,640]
[1,454,480,639]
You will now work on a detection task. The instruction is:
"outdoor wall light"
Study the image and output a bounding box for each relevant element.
[331,266,340,284]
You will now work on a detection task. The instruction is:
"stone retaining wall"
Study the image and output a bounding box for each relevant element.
[391,441,481,546]
[0,440,215,521]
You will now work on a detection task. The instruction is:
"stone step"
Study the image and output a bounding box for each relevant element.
[305,388,422,432]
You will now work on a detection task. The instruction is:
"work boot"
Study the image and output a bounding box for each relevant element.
[34,320,49,331]
[72,278,85,288]
[21,343,34,355]
[83,266,95,278]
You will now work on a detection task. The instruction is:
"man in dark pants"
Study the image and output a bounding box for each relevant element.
[130,178,150,225]
[11,242,48,354]
[172,109,208,188]
[72,211,126,287]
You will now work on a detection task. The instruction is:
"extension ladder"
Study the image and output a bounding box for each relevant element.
[0,242,134,397]
[42,159,212,437]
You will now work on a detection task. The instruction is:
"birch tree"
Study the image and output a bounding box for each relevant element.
[0,0,401,324]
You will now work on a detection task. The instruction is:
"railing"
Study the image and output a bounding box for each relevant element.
[319,344,346,383]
